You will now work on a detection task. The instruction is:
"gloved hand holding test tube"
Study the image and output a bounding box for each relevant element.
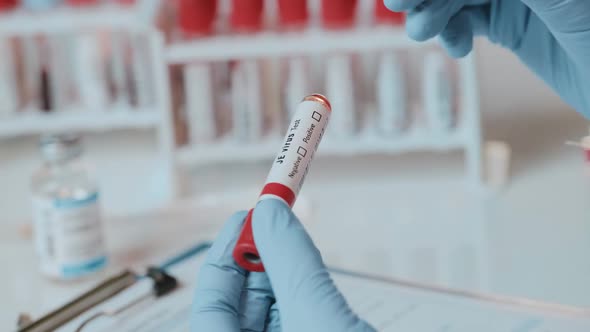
[233,94,331,272]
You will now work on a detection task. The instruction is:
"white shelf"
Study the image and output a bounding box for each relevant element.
[166,26,435,63]
[0,110,160,138]
[176,128,468,166]
[0,5,146,36]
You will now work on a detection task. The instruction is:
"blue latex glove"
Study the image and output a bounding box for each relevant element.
[191,199,374,332]
[384,0,590,115]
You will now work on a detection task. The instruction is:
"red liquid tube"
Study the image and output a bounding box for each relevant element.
[375,0,405,25]
[233,94,332,272]
[231,0,264,32]
[178,0,218,37]
[321,0,358,29]
[278,0,308,29]
[0,0,18,11]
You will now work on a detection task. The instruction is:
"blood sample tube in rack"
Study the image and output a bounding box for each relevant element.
[423,51,454,133]
[230,0,267,142]
[278,0,311,121]
[322,0,358,138]
[375,1,407,135]
[179,0,218,143]
[0,43,16,117]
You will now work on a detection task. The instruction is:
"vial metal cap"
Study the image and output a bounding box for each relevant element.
[40,133,83,162]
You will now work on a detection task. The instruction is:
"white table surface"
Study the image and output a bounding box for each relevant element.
[3,164,590,330]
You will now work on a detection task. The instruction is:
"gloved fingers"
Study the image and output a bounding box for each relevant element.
[238,272,275,332]
[438,5,491,57]
[191,211,248,332]
[402,0,489,41]
[263,302,281,332]
[251,200,371,330]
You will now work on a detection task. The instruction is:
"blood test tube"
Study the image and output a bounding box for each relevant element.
[231,0,264,32]
[67,0,100,6]
[0,0,18,11]
[278,0,308,29]
[178,0,217,37]
[321,0,358,29]
[375,0,405,25]
[233,94,332,272]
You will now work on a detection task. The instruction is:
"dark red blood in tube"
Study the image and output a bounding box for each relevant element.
[67,0,100,6]
[375,0,405,25]
[178,0,218,37]
[0,0,18,11]
[321,0,358,29]
[231,0,264,32]
[278,0,308,28]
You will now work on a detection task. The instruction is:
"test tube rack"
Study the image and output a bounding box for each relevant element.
[167,26,482,186]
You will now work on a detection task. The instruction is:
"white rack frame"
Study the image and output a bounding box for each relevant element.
[0,5,177,201]
[167,26,483,185]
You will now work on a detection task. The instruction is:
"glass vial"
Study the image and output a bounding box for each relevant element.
[31,134,107,281]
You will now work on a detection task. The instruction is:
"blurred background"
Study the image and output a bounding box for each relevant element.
[1,0,589,329]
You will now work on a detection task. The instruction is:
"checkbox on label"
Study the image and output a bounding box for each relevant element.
[297,146,308,157]
[312,111,322,122]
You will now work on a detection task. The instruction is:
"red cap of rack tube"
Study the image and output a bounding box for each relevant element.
[0,0,18,11]
[321,0,358,29]
[375,0,405,25]
[66,0,100,6]
[178,0,218,37]
[231,0,264,32]
[278,0,308,28]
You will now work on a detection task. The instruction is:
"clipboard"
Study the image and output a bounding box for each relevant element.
[17,241,590,332]
[16,243,212,332]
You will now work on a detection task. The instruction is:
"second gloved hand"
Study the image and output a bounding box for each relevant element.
[191,199,374,332]
[384,0,590,115]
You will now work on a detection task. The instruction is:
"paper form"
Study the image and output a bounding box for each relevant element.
[59,254,589,332]
[333,274,590,331]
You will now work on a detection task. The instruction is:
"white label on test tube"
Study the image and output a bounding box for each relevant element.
[326,54,356,137]
[423,52,453,132]
[377,51,406,135]
[0,38,17,117]
[261,97,331,204]
[184,63,216,142]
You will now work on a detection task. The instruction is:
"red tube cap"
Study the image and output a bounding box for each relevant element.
[0,0,18,11]
[375,0,405,25]
[321,0,358,29]
[233,209,265,272]
[278,0,308,28]
[66,0,100,6]
[231,0,264,32]
[178,0,218,37]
